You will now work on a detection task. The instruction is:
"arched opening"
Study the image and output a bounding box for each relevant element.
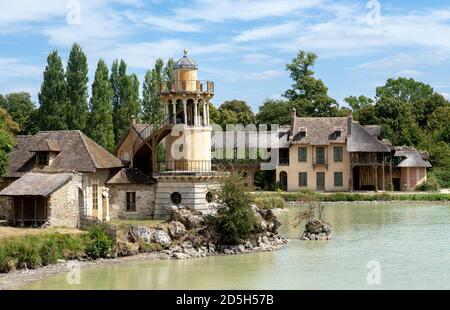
[279,171,288,191]
[187,98,195,125]
[176,99,184,124]
[198,99,204,125]
[171,192,182,206]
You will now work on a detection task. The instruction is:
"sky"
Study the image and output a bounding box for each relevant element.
[1,0,450,112]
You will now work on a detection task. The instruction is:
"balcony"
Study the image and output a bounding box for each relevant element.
[159,80,214,95]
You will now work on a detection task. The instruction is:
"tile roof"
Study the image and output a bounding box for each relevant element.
[8,131,123,178]
[0,172,73,197]
[292,117,349,145]
[107,168,156,185]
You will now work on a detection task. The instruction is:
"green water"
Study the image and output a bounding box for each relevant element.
[22,204,450,290]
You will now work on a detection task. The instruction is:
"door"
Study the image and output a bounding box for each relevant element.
[92,184,98,218]
[316,172,325,191]
[279,171,288,191]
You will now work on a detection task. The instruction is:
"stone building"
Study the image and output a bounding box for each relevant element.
[274,110,432,192]
[0,131,138,227]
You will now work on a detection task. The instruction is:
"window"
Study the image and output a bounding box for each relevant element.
[316,147,325,164]
[299,172,308,187]
[92,185,98,211]
[298,147,307,162]
[206,192,213,203]
[36,152,49,166]
[298,131,306,139]
[126,192,136,212]
[334,146,343,162]
[334,172,343,187]
[171,192,182,205]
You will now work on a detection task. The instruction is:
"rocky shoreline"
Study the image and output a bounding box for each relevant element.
[0,206,288,290]
[117,206,289,259]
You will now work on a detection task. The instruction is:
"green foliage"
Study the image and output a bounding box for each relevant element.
[253,196,286,209]
[142,58,164,125]
[66,43,89,131]
[0,108,19,176]
[215,173,259,244]
[284,50,344,117]
[218,100,255,127]
[138,242,163,253]
[88,59,115,151]
[0,92,37,134]
[415,178,440,192]
[85,224,113,259]
[37,50,69,130]
[256,98,292,126]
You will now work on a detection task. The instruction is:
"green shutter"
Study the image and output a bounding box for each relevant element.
[334,146,343,162]
[298,147,307,162]
[299,172,307,187]
[316,147,325,164]
[334,172,343,187]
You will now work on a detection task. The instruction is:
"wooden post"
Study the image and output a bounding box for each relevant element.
[349,165,353,192]
[382,158,386,192]
[20,197,24,227]
[34,197,37,227]
[390,154,393,190]
[375,165,378,191]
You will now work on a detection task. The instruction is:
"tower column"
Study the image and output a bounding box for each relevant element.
[194,101,198,126]
[206,101,210,125]
[164,102,169,124]
[183,100,188,125]
[202,101,207,125]
[172,101,177,125]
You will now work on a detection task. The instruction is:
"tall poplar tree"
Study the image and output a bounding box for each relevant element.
[142,58,164,125]
[66,43,89,131]
[37,50,68,130]
[88,59,115,152]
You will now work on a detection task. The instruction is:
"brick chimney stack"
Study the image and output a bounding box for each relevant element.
[130,115,136,126]
[347,109,353,136]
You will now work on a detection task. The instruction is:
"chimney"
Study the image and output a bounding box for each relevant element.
[130,115,136,126]
[347,109,353,136]
[289,108,297,140]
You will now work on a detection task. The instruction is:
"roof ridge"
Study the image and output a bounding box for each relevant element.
[77,131,98,171]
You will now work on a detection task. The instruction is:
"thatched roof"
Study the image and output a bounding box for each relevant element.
[364,125,381,138]
[347,123,391,153]
[8,131,123,178]
[292,117,348,145]
[107,168,156,185]
[395,147,432,168]
[0,173,73,197]
[30,139,60,152]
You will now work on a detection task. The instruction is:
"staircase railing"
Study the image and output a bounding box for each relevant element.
[132,116,173,156]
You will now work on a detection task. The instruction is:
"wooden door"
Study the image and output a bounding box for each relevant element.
[316,172,325,191]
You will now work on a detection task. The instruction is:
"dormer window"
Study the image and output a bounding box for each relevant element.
[31,139,60,167]
[332,126,342,139]
[298,127,307,139]
[36,152,49,166]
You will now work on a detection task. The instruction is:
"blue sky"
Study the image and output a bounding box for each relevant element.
[1,0,450,112]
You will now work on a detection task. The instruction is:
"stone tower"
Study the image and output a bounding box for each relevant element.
[153,49,225,218]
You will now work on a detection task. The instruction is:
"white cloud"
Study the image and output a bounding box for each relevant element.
[0,58,42,79]
[233,22,299,42]
[396,69,425,78]
[175,0,323,22]
[140,15,202,32]
[248,70,285,80]
[0,0,66,27]
[242,53,284,64]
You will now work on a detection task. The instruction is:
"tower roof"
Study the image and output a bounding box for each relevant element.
[174,49,198,70]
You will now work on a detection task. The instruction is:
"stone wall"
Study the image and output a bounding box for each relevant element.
[47,175,79,228]
[108,184,156,220]
[154,176,221,219]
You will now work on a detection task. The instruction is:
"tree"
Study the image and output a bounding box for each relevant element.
[344,95,377,125]
[0,92,37,134]
[284,50,340,117]
[163,58,175,82]
[87,59,115,152]
[256,98,292,126]
[208,103,221,125]
[215,173,258,244]
[344,95,374,112]
[218,100,254,127]
[66,43,89,131]
[37,50,68,130]
[0,108,19,176]
[142,58,164,125]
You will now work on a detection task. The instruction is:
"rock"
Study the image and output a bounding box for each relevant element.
[168,221,186,239]
[186,214,204,229]
[116,241,139,257]
[173,252,190,259]
[129,226,152,243]
[152,230,172,247]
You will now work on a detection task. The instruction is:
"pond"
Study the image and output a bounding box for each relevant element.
[22,203,450,290]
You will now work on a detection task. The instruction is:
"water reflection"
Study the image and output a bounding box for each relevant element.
[23,204,450,290]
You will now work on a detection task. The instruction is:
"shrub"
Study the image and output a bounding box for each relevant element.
[138,242,163,253]
[85,224,113,259]
[415,178,440,192]
[57,234,86,259]
[254,196,286,209]
[215,173,259,244]
[39,234,62,265]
